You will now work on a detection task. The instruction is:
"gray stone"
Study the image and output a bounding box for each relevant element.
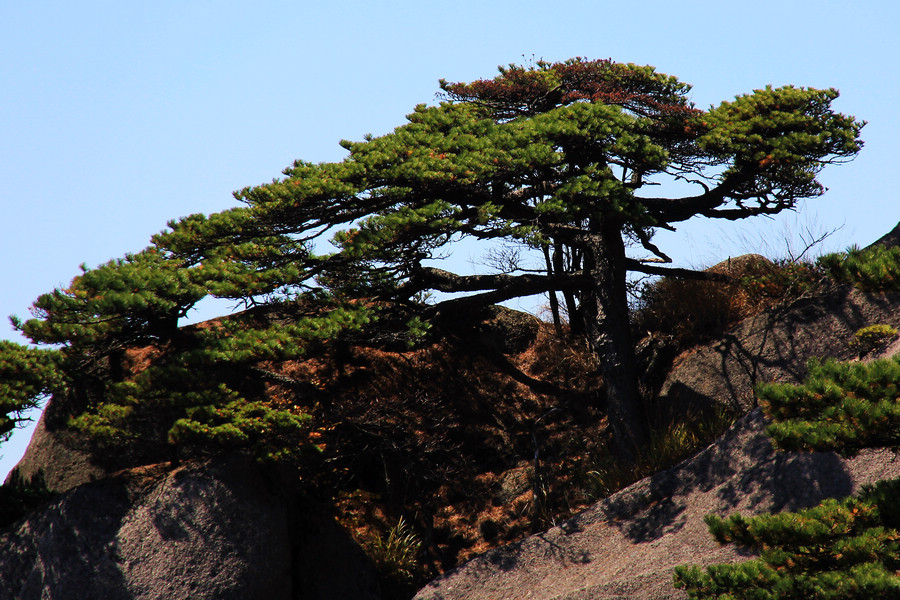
[658,284,900,413]
[868,220,900,248]
[414,267,900,600]
[0,456,380,600]
[5,403,106,493]
[477,306,542,354]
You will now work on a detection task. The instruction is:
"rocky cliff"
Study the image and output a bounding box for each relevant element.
[414,408,900,600]
[414,276,900,599]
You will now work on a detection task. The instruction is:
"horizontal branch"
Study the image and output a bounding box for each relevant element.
[638,171,754,223]
[398,267,589,317]
[407,259,729,319]
[408,267,589,295]
[625,259,730,281]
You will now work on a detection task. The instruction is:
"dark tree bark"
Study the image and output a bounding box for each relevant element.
[583,220,649,462]
[542,245,564,336]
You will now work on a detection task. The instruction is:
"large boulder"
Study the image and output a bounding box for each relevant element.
[415,260,900,600]
[658,284,900,413]
[0,455,380,600]
[414,408,900,600]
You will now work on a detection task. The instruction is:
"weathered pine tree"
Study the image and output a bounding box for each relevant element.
[3,58,863,461]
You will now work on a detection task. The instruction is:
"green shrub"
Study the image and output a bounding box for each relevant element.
[676,354,900,598]
[675,481,900,599]
[760,355,900,456]
[849,324,898,356]
[0,342,68,439]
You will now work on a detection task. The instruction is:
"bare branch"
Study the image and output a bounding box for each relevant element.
[634,228,672,263]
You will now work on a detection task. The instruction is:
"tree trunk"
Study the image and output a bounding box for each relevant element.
[582,220,649,463]
[554,242,582,336]
[543,246,563,336]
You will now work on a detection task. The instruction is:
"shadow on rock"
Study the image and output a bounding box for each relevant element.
[659,285,900,414]
[599,409,854,544]
[0,479,134,600]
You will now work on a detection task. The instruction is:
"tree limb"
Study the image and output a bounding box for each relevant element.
[624,259,730,281]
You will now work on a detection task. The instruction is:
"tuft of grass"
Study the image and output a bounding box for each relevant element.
[365,516,422,585]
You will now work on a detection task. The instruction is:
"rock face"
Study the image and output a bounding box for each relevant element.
[4,406,106,493]
[414,408,900,600]
[415,253,900,599]
[5,228,900,600]
[871,221,900,248]
[656,226,900,415]
[0,456,380,600]
[659,284,900,413]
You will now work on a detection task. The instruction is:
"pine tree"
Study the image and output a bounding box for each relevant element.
[3,58,863,462]
[820,244,900,293]
[0,342,66,440]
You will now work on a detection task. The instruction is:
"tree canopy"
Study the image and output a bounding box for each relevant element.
[2,58,864,462]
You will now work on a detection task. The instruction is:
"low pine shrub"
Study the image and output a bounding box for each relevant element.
[819,244,900,292]
[676,353,900,599]
[850,324,898,357]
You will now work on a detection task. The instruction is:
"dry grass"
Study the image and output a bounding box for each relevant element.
[582,406,737,501]
[150,263,820,593]
[269,318,606,583]
[263,286,767,587]
[632,256,822,350]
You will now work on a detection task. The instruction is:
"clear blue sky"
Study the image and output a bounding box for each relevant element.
[2,0,897,477]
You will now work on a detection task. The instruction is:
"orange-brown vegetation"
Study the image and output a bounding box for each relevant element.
[270,317,606,576]
[632,255,822,351]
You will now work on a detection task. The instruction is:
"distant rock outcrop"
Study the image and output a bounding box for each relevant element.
[0,456,380,600]
[4,400,106,494]
[870,221,900,249]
